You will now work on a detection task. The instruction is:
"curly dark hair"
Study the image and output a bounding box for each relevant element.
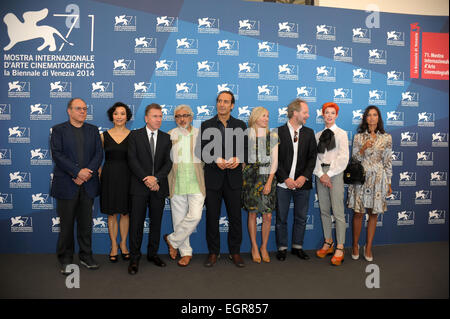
[357,105,385,134]
[107,102,132,122]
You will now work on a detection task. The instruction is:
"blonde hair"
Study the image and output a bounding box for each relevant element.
[248,106,269,135]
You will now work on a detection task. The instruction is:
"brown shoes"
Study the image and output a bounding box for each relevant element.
[229,254,245,268]
[204,253,218,267]
[163,234,177,260]
[178,256,192,267]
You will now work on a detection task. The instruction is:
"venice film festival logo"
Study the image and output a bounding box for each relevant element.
[428,210,446,225]
[161,105,174,122]
[51,216,60,232]
[414,190,432,205]
[195,105,215,121]
[30,103,52,120]
[134,37,156,54]
[50,81,72,98]
[8,81,30,98]
[156,16,178,32]
[0,104,11,120]
[400,131,418,147]
[217,40,239,56]
[399,171,416,187]
[417,151,433,166]
[91,81,114,98]
[397,211,414,226]
[418,112,435,127]
[216,83,239,100]
[9,171,31,188]
[133,82,156,99]
[257,41,278,58]
[0,149,12,165]
[278,106,288,124]
[238,19,260,36]
[296,43,317,60]
[237,105,253,121]
[386,191,401,206]
[257,85,278,102]
[401,91,419,107]
[8,126,30,143]
[30,148,52,165]
[391,151,403,166]
[316,66,336,82]
[387,30,405,46]
[386,111,404,126]
[0,193,13,209]
[155,60,177,77]
[197,61,219,78]
[333,46,352,63]
[296,86,317,103]
[176,38,198,55]
[278,64,298,81]
[3,8,75,52]
[369,49,387,65]
[238,62,259,79]
[197,17,219,34]
[175,82,198,100]
[352,68,372,84]
[430,171,447,186]
[11,216,33,232]
[114,14,136,31]
[352,27,371,44]
[365,214,383,227]
[432,132,448,147]
[93,217,108,233]
[316,24,336,41]
[386,71,405,86]
[333,88,352,104]
[219,216,229,233]
[32,193,53,209]
[113,58,135,76]
[278,21,298,38]
[352,109,364,125]
[368,89,387,106]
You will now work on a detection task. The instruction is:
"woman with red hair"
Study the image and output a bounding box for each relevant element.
[313,102,349,266]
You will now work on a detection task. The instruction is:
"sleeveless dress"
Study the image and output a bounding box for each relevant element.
[242,131,278,214]
[100,131,130,215]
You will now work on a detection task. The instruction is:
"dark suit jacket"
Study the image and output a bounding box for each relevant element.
[275,124,317,190]
[50,121,103,200]
[128,127,172,198]
[199,115,247,191]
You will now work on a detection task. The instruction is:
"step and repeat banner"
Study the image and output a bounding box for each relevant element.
[0,0,448,254]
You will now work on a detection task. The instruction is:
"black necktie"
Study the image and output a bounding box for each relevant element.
[150,132,155,175]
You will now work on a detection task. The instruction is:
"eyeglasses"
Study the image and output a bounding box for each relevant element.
[293,130,298,143]
[175,114,191,119]
[72,106,87,112]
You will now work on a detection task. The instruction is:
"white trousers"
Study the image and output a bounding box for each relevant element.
[168,193,205,257]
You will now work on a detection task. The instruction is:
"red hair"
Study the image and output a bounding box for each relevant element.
[322,102,339,115]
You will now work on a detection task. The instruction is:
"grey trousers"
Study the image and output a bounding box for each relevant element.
[315,167,346,245]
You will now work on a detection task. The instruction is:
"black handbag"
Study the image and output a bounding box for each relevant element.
[344,157,365,184]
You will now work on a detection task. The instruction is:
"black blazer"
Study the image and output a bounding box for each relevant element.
[127,127,172,198]
[275,124,317,190]
[199,115,247,191]
[50,121,103,200]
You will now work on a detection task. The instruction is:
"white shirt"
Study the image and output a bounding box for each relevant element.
[145,126,158,150]
[277,121,302,189]
[313,124,349,178]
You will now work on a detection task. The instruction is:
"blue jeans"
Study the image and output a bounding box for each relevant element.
[276,186,311,250]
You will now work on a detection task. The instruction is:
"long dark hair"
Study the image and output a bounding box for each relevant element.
[357,105,385,134]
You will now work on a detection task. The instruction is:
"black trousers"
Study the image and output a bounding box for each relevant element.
[129,193,165,261]
[205,178,242,255]
[56,186,94,264]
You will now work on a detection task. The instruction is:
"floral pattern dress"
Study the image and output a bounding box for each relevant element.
[347,131,392,214]
[242,131,278,214]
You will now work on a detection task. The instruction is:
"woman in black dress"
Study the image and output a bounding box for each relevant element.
[100,102,132,262]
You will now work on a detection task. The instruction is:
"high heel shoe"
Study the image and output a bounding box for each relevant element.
[260,248,270,263]
[251,249,261,264]
[363,245,373,262]
[119,247,131,261]
[316,241,334,258]
[109,248,118,263]
[331,248,344,266]
[351,244,360,260]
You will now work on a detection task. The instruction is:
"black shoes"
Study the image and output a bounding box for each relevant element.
[80,255,100,270]
[276,249,287,261]
[292,248,310,260]
[128,260,139,275]
[147,255,166,267]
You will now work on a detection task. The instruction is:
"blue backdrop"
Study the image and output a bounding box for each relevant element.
[0,0,448,254]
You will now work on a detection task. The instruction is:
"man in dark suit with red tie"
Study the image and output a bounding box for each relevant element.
[127,103,172,275]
